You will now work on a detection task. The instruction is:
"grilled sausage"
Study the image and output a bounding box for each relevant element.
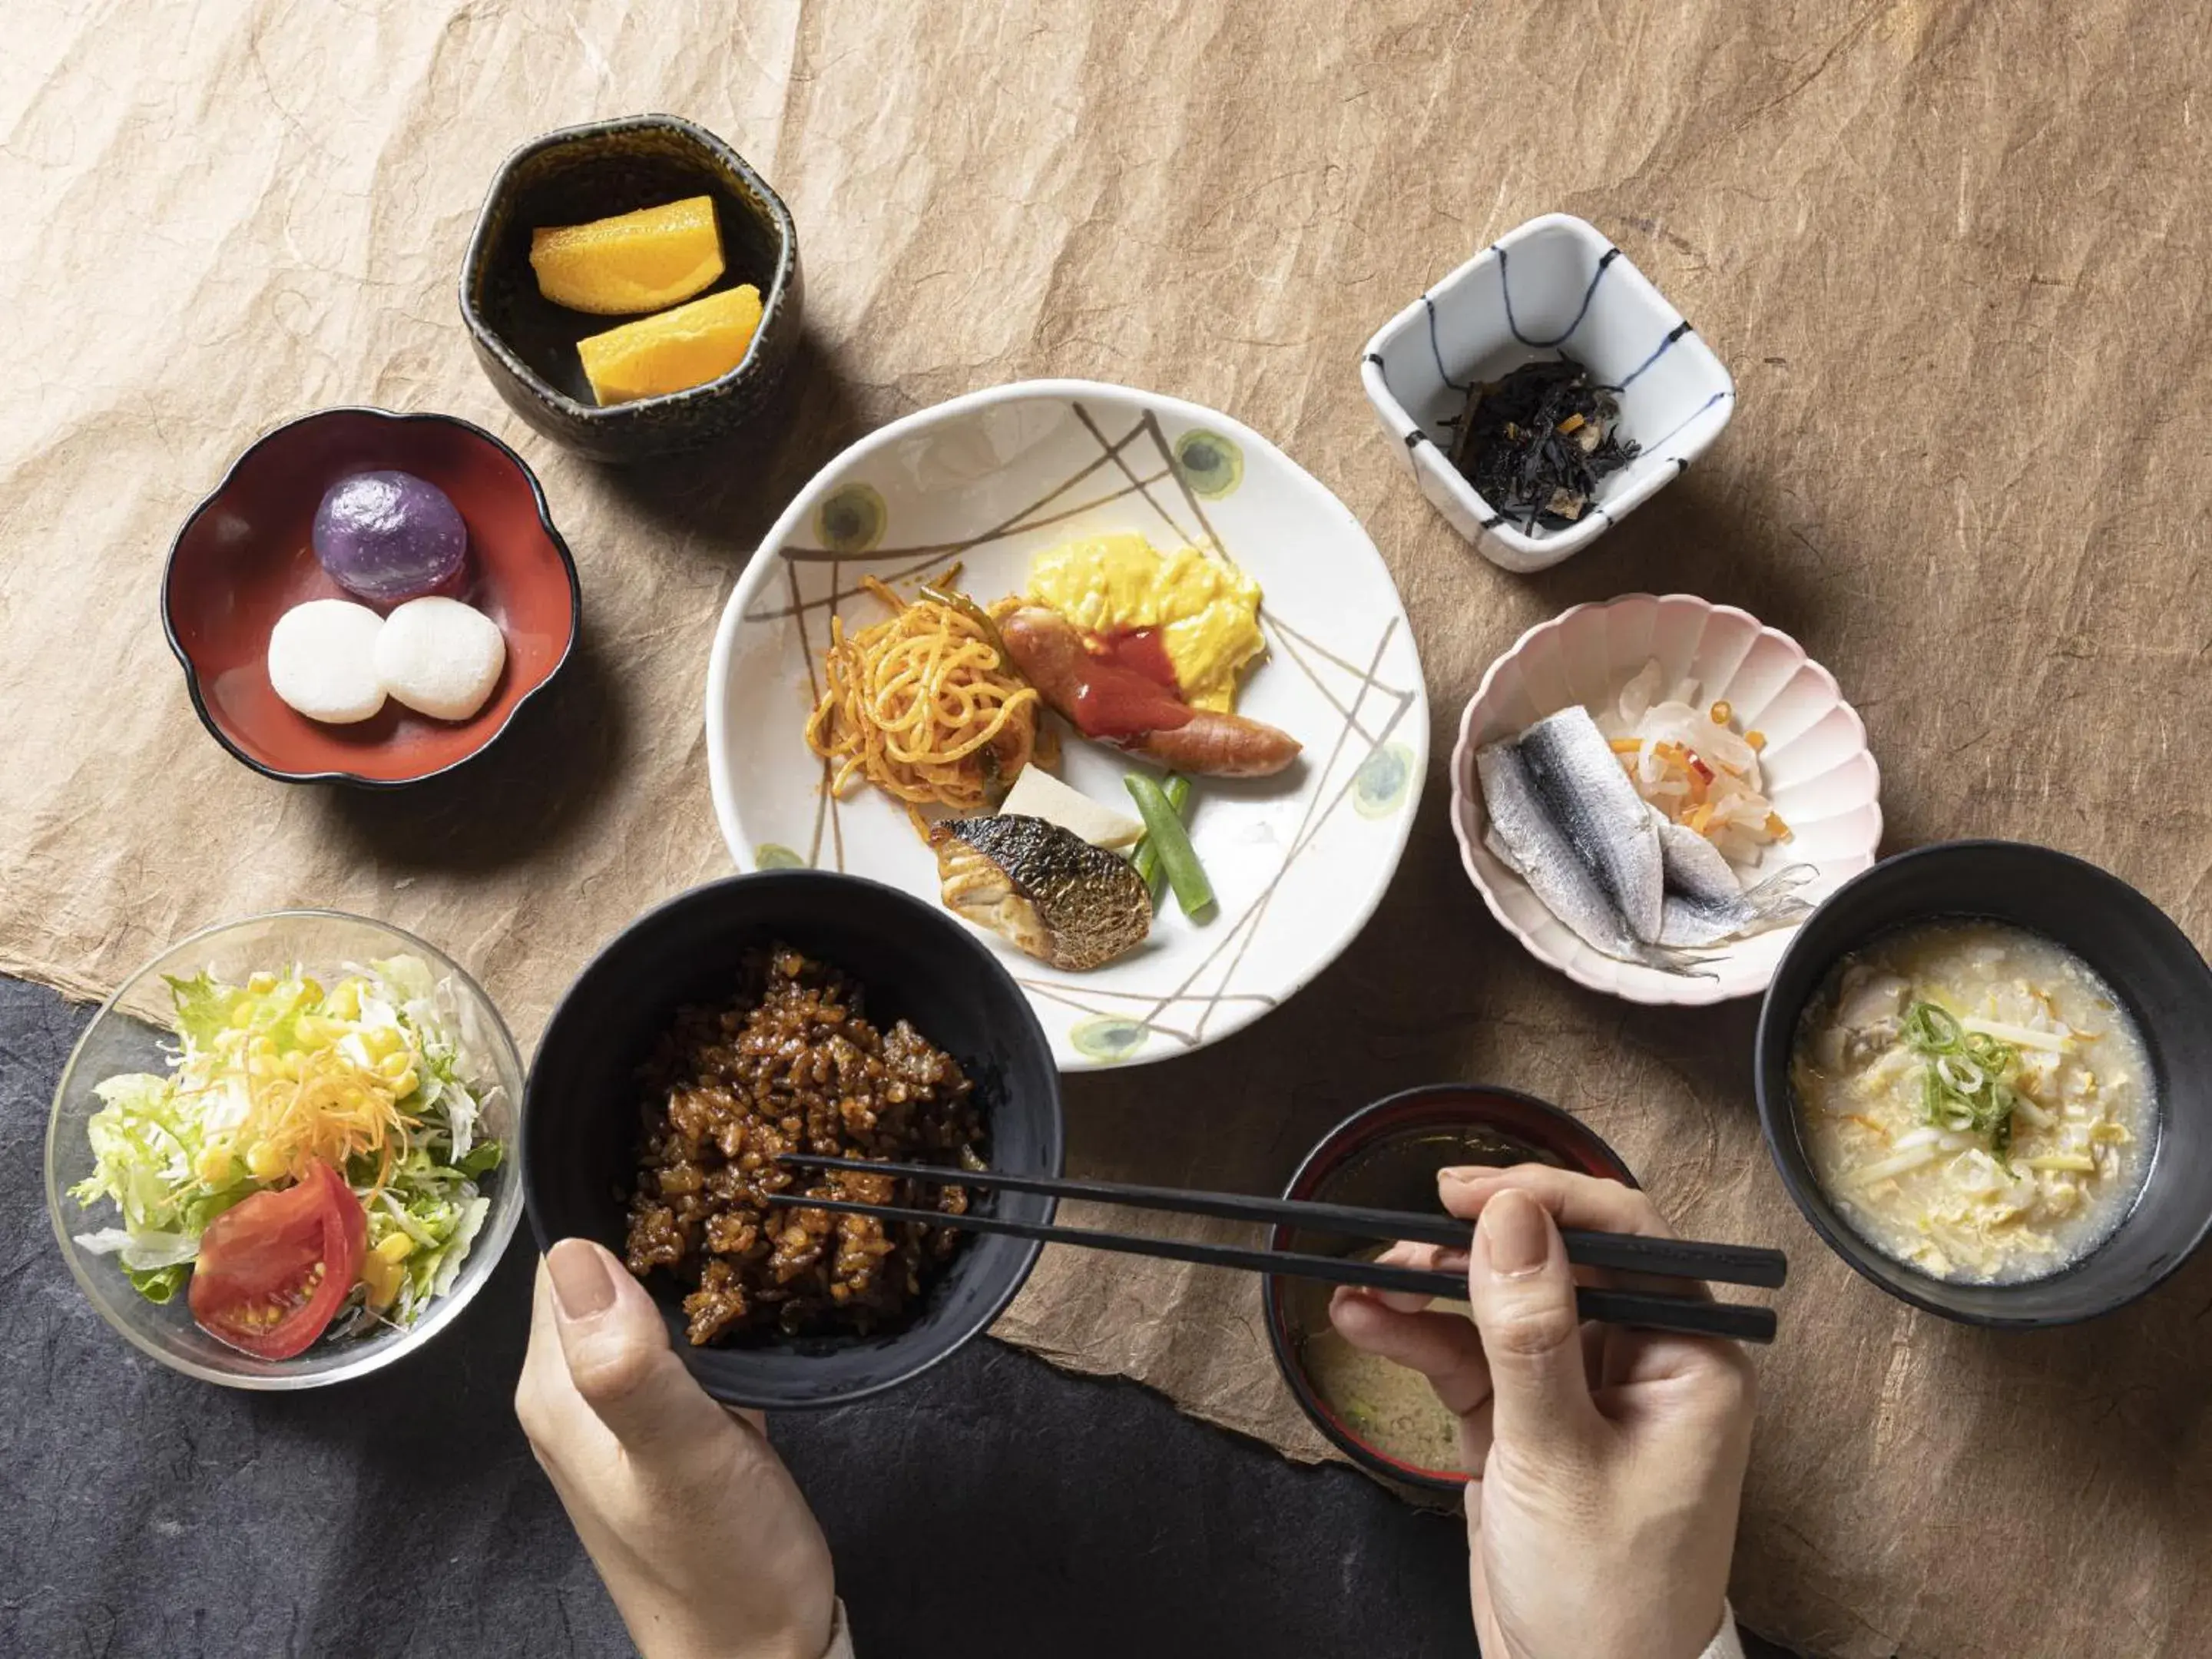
[998,607,1301,779]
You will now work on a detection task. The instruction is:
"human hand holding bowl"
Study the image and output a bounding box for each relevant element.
[516,1239,839,1659]
[1330,1166,1755,1659]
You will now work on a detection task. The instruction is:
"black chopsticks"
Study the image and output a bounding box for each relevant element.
[764,1154,1783,1345]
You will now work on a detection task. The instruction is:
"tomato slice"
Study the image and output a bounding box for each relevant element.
[188,1160,367,1359]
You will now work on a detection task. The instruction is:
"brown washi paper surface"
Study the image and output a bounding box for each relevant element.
[7,3,2212,1654]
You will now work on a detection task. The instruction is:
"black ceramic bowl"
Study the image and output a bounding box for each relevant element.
[524,871,1063,1408]
[1754,839,2212,1326]
[461,114,803,462]
[1262,1084,1637,1492]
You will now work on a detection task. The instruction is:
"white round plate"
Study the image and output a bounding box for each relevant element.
[707,380,1428,1070]
[1451,593,1883,1005]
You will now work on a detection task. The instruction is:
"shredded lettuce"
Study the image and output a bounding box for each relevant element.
[70,955,505,1342]
[164,972,247,1049]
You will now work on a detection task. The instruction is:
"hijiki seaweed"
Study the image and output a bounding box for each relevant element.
[1446,359,1638,530]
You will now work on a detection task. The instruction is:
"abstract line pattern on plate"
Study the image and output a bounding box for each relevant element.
[754,400,1418,1062]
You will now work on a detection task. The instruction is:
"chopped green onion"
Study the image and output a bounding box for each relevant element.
[1902,1002,1963,1055]
[1125,773,1212,918]
[1904,999,2018,1169]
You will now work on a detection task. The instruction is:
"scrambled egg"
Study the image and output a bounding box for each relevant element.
[1026,532,1264,711]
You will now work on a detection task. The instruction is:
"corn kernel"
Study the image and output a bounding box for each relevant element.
[247,972,277,995]
[300,978,324,1001]
[340,1086,367,1111]
[230,1002,257,1028]
[250,1035,277,1059]
[194,1145,235,1185]
[360,1252,402,1313]
[326,980,363,1021]
[245,1141,287,1181]
[376,1049,416,1081]
[1710,700,1733,725]
[361,1027,402,1061]
[387,1068,419,1100]
[376,1232,416,1263]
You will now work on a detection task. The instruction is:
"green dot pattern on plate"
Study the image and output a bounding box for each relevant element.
[1070,1015,1149,1063]
[1172,429,1243,499]
[1353,743,1415,819]
[755,843,807,869]
[816,483,887,554]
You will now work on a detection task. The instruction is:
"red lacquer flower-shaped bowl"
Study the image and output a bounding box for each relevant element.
[162,406,579,786]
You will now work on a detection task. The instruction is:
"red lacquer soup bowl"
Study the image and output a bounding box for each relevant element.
[1262,1084,1637,1493]
[162,407,579,785]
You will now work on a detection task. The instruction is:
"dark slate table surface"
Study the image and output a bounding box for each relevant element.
[2,975,1799,1659]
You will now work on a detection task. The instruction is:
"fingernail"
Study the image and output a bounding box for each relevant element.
[1438,1165,1492,1186]
[1481,1190,1548,1278]
[548,1239,618,1322]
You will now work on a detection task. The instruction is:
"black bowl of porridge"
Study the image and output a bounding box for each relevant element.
[1755,840,2212,1326]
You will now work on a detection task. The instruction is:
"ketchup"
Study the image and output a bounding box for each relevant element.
[1068,628,1194,740]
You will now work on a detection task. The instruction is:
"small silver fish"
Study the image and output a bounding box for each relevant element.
[1650,807,1743,904]
[1647,803,1815,948]
[1478,711,1699,973]
[1658,866,1816,949]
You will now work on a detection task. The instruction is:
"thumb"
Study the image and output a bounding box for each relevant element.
[1465,1189,1600,1455]
[546,1237,731,1455]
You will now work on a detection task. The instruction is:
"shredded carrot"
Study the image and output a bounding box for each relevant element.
[236,1054,416,1186]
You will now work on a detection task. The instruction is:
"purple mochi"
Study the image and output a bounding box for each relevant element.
[312,470,469,604]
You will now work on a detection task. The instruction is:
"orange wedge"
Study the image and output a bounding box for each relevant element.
[529,196,724,316]
[575,284,763,405]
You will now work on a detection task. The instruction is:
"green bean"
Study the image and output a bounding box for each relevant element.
[1125,773,1213,918]
[1131,838,1162,890]
[1128,775,1190,904]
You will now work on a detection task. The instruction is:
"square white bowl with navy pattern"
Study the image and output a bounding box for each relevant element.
[1361,214,1734,574]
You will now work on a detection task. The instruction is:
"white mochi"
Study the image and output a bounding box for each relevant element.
[373,596,507,721]
[267,599,387,724]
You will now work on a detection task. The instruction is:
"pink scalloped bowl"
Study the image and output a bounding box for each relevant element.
[1451,594,1883,1005]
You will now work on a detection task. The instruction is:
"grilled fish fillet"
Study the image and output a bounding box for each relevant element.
[929,813,1153,971]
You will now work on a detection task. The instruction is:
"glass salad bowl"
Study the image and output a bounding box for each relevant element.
[44,910,525,1388]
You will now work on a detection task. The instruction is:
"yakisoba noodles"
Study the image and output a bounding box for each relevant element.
[805,577,1042,826]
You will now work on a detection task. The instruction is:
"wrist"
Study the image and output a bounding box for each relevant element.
[1696,1601,1743,1659]
[627,1598,838,1659]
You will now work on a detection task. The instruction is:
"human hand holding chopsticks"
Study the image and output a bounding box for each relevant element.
[1330,1166,1756,1659]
